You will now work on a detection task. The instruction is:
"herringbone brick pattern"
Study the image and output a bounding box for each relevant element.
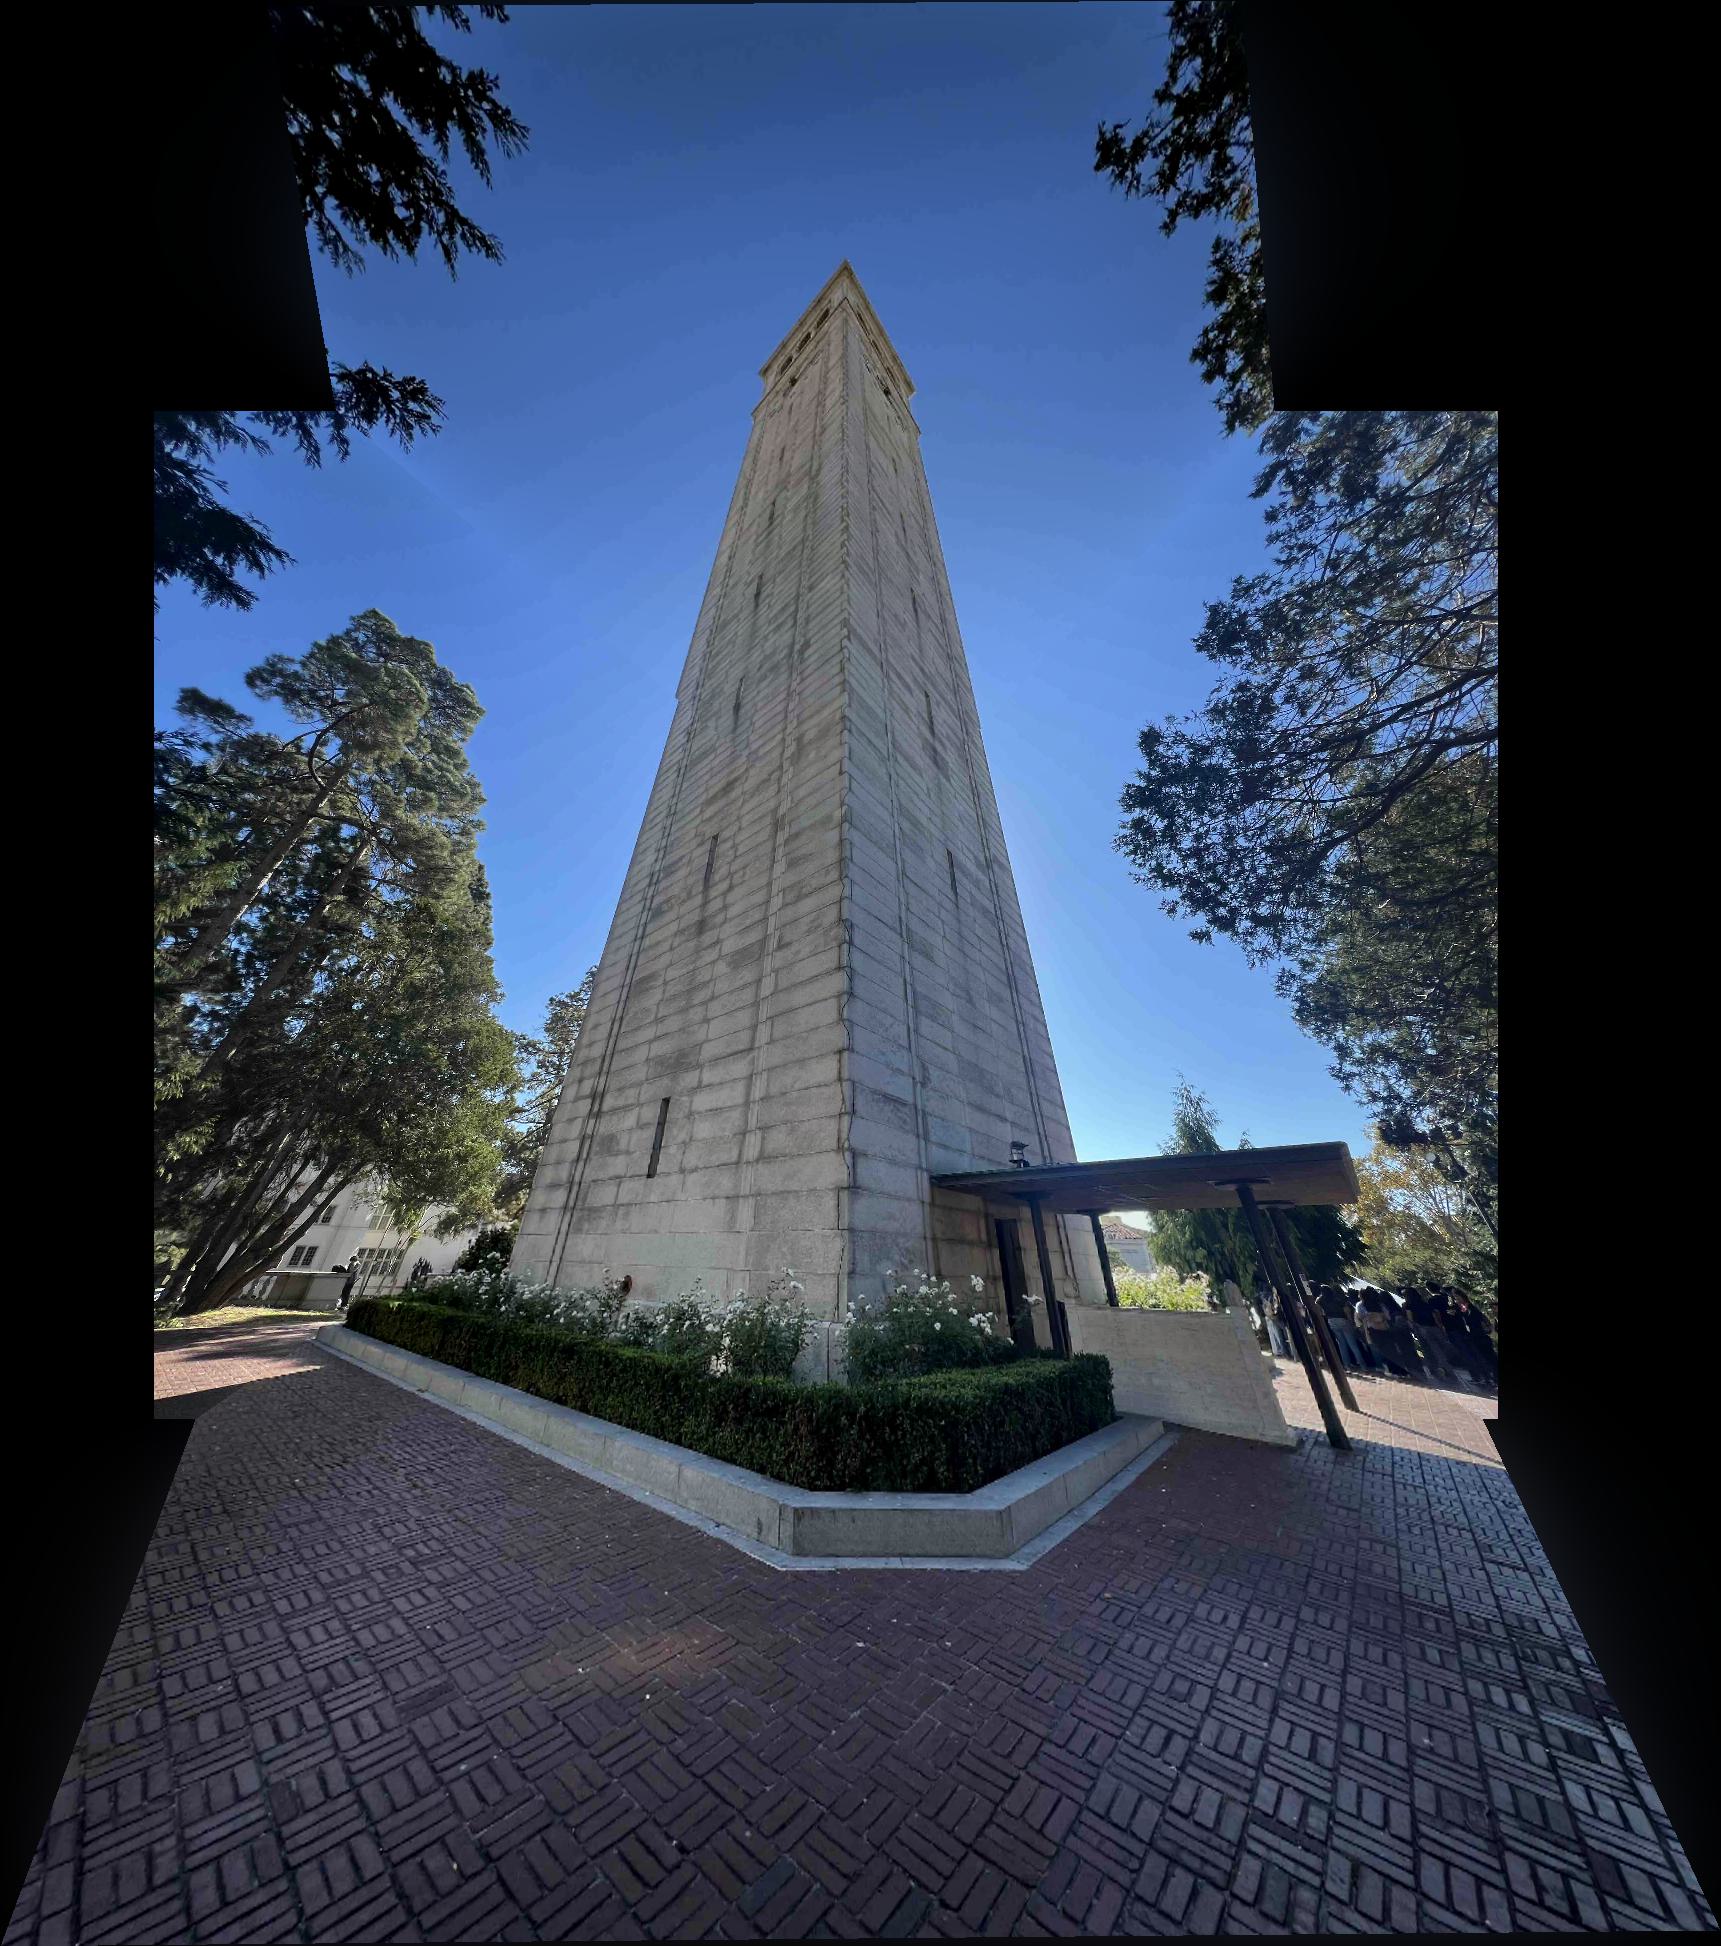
[6,1329,1708,1941]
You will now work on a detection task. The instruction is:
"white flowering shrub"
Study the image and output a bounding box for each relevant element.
[710,1269,809,1380]
[419,1267,632,1339]
[408,1265,811,1379]
[845,1271,1015,1383]
[649,1287,724,1363]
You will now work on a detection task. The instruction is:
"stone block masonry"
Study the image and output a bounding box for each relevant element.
[514,262,1107,1320]
[1064,1302,1298,1448]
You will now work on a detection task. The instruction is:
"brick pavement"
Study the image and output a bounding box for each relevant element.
[1268,1356,1503,1468]
[152,1319,330,1405]
[7,1326,1710,1942]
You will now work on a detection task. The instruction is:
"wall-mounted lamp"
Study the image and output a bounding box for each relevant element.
[1010,1141,1030,1168]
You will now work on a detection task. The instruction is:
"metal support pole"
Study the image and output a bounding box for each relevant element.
[1266,1204,1359,1413]
[1230,1181,1350,1451]
[1087,1212,1120,1307]
[1025,1195,1070,1356]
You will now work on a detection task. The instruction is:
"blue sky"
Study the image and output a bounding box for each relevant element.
[154,1,1374,1172]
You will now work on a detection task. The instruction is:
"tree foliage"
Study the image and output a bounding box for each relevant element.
[1348,1133,1495,1305]
[1094,0,1270,435]
[1118,411,1497,1244]
[155,374,447,613]
[495,969,599,1220]
[154,6,528,615]
[154,611,518,1315]
[1145,1081,1365,1298]
[270,3,530,278]
[1113,1262,1212,1312]
[455,1224,518,1273]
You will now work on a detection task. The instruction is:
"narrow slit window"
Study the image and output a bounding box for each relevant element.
[647,1097,671,1177]
[946,849,960,904]
[704,835,719,885]
[754,573,763,606]
[925,689,936,741]
[767,498,776,529]
[732,680,744,729]
[910,587,918,621]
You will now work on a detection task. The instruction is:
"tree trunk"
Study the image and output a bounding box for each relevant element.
[159,1117,293,1310]
[199,1163,353,1310]
[167,1117,307,1313]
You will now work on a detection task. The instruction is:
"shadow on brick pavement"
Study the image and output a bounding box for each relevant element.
[6,1325,1712,1941]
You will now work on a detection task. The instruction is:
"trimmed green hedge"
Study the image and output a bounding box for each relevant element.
[346,1297,1115,1493]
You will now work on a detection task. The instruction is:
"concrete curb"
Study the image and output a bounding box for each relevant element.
[317,1324,1176,1569]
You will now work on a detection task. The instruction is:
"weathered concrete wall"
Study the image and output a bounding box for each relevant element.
[1065,1302,1297,1448]
[514,262,1102,1323]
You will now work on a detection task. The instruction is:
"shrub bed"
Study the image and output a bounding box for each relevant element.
[346,1297,1115,1493]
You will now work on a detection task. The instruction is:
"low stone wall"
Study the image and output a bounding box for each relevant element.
[248,1270,344,1313]
[1064,1301,1296,1448]
[318,1323,1169,1562]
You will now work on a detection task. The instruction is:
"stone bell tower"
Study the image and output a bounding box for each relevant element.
[513,263,1105,1318]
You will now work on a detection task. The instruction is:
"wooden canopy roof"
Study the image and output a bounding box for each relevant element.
[931,1143,1359,1216]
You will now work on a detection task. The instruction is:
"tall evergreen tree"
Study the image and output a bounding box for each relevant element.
[1118,411,1497,1243]
[159,859,516,1314]
[494,969,598,1221]
[154,612,517,1314]
[1147,1080,1365,1297]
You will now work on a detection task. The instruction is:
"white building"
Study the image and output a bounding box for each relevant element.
[241,1186,482,1305]
[1099,1216,1157,1275]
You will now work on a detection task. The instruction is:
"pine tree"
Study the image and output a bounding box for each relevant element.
[154,613,517,1314]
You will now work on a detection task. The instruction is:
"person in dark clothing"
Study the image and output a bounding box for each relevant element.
[1318,1284,1368,1371]
[1427,1287,1476,1383]
[1355,1287,1414,1377]
[1454,1296,1497,1389]
[1402,1286,1455,1382]
[1384,1289,1427,1379]
[337,1261,358,1312]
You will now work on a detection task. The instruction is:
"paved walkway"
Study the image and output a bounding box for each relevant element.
[5,1328,1711,1943]
[1268,1356,1503,1468]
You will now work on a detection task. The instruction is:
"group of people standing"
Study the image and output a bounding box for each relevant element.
[1258,1281,1496,1390]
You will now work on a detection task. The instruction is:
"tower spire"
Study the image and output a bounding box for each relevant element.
[515,271,1103,1318]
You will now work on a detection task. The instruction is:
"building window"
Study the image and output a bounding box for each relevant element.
[287,1244,318,1269]
[647,1096,672,1177]
[704,835,719,886]
[316,1200,337,1224]
[947,849,960,904]
[925,689,936,742]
